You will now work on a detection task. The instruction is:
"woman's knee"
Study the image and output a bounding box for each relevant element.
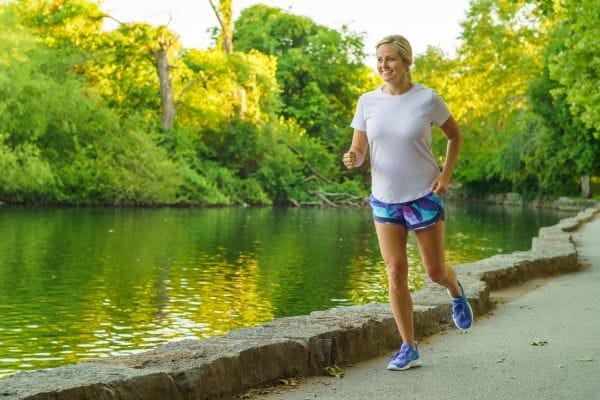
[385,261,408,289]
[426,264,446,284]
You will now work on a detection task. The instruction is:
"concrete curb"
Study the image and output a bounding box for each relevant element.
[1,207,599,400]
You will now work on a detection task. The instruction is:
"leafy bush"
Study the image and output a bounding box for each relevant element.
[0,139,57,202]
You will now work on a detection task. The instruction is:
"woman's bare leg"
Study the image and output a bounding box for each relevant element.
[414,220,461,297]
[374,222,415,346]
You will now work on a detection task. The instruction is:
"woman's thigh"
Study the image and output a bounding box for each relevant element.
[374,222,409,274]
[414,220,446,277]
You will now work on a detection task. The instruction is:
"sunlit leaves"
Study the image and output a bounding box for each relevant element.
[9,0,105,49]
[413,0,546,192]
[546,0,600,135]
[0,5,186,204]
[3,0,596,203]
[454,0,547,128]
[521,0,600,195]
[178,49,280,130]
[234,4,376,155]
[413,0,600,195]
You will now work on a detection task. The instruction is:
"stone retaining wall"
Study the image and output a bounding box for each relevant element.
[456,193,599,211]
[1,207,598,400]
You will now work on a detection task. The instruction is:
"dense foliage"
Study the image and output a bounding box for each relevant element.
[0,0,598,205]
[414,0,599,197]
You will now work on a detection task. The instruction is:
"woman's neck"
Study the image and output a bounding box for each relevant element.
[383,81,413,95]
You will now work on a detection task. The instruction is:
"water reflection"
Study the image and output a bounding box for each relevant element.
[0,204,573,378]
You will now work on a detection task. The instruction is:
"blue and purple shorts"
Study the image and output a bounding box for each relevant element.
[369,192,445,230]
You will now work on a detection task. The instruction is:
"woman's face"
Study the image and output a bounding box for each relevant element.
[376,43,409,83]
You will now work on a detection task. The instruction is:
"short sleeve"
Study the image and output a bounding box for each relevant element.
[350,95,367,132]
[430,91,451,127]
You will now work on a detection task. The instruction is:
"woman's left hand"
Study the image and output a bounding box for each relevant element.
[431,174,450,197]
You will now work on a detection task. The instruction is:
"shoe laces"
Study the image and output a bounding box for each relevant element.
[391,343,413,362]
[452,296,466,314]
[452,297,464,308]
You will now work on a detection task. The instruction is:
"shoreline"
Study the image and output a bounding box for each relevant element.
[450,192,598,211]
[0,193,597,210]
[0,204,598,399]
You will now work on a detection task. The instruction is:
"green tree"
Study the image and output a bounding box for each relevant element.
[413,46,461,163]
[0,7,185,204]
[545,0,599,136]
[416,0,552,194]
[523,0,600,196]
[233,5,377,155]
[8,0,105,50]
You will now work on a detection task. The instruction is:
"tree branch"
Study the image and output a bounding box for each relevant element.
[284,143,333,184]
[208,0,225,34]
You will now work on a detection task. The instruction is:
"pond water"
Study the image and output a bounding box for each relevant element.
[0,203,573,378]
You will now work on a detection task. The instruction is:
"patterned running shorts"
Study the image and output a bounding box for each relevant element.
[369,192,445,230]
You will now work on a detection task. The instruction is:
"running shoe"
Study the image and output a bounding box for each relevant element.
[386,342,421,371]
[451,281,473,330]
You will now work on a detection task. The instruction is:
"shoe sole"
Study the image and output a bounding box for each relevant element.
[454,300,474,331]
[387,359,422,371]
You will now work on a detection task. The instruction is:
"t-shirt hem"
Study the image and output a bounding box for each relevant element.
[370,189,433,204]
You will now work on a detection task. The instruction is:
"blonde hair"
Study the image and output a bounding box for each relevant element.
[376,35,413,81]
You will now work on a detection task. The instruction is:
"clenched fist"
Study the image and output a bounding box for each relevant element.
[343,150,356,169]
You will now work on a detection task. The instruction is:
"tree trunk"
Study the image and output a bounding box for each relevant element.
[156,44,175,131]
[208,1,244,117]
[209,0,233,55]
[220,0,234,55]
[234,86,246,118]
[580,174,591,198]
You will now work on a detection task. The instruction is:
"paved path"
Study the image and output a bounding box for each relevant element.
[256,215,600,400]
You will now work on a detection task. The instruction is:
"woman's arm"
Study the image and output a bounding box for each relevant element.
[430,116,463,195]
[343,129,368,169]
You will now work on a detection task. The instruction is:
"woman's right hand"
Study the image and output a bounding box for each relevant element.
[343,150,356,169]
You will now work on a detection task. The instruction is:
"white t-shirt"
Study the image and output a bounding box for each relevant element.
[351,84,450,203]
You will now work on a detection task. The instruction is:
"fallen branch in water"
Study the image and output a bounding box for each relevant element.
[290,191,368,207]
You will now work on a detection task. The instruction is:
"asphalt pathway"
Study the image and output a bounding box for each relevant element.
[256,214,600,400]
